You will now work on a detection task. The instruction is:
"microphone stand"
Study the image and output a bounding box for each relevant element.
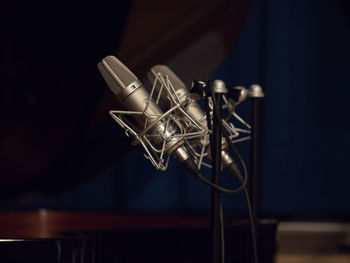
[249,84,265,261]
[194,81,264,263]
[206,81,228,263]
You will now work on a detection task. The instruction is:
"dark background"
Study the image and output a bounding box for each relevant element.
[1,0,350,220]
[216,0,350,219]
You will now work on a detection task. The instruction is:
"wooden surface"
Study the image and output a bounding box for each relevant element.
[276,222,350,263]
[0,210,209,238]
[277,254,350,263]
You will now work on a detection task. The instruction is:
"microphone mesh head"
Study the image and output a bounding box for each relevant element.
[149,65,186,91]
[98,56,138,95]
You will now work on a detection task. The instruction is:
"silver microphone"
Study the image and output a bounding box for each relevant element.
[98,56,197,171]
[147,65,242,175]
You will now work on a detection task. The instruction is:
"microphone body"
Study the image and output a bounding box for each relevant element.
[147,65,238,172]
[98,56,191,164]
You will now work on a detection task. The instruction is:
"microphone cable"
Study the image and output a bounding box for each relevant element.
[183,85,258,263]
[209,86,258,263]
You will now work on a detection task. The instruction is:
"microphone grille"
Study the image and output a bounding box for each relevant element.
[98,56,138,95]
[149,65,186,91]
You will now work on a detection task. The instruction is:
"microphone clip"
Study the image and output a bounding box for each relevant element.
[189,80,211,99]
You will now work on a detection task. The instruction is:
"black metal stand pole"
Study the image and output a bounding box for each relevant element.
[251,98,260,219]
[207,80,228,263]
[249,84,264,260]
[211,92,223,263]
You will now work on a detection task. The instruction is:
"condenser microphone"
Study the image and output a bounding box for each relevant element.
[98,56,199,174]
[147,65,241,178]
